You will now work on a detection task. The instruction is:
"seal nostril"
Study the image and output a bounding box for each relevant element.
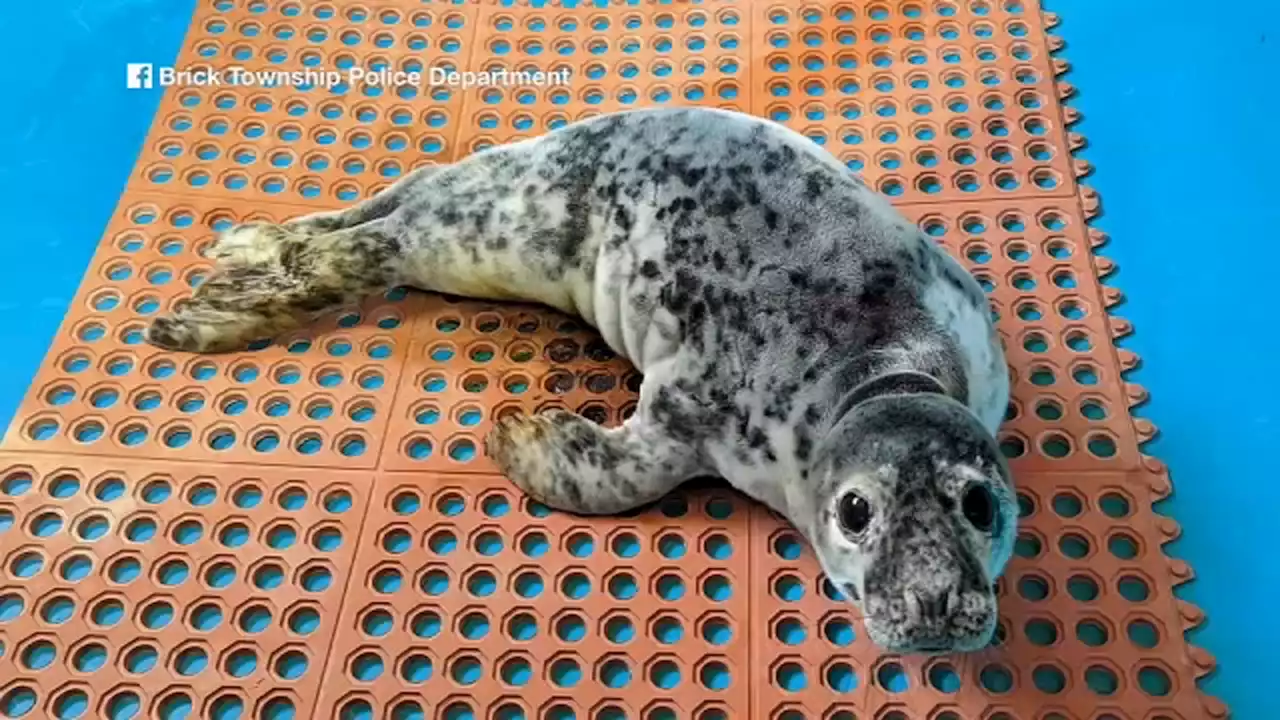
[915,591,949,620]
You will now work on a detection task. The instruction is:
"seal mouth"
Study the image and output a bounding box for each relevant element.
[841,582,860,602]
[862,612,997,656]
[909,643,963,657]
[871,635,980,656]
[914,643,951,653]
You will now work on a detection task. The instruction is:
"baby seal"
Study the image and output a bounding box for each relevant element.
[147,106,1016,654]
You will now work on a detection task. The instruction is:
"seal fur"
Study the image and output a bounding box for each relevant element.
[147,106,1015,654]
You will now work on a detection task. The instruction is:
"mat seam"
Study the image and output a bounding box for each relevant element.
[305,471,380,720]
[446,3,490,163]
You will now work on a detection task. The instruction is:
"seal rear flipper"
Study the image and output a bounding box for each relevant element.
[145,220,403,353]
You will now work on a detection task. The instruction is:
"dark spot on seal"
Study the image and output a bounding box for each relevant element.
[614,205,634,232]
[794,426,814,462]
[560,475,585,506]
[804,171,832,200]
[437,205,463,226]
[680,165,706,186]
[661,268,702,313]
[859,258,901,306]
[804,404,822,425]
[278,241,303,273]
[650,386,706,445]
[709,190,743,217]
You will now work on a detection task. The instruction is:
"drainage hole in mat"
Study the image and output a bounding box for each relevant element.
[238,604,273,633]
[450,655,482,685]
[500,656,531,686]
[555,613,586,642]
[1,687,37,718]
[400,653,432,684]
[459,611,490,640]
[506,611,537,641]
[224,648,258,678]
[9,551,45,578]
[190,602,223,631]
[141,598,175,629]
[300,564,333,592]
[123,644,157,673]
[702,573,732,601]
[653,614,683,644]
[204,560,236,588]
[174,646,208,676]
[773,573,804,601]
[40,595,76,624]
[650,659,682,690]
[1085,664,1119,695]
[605,614,634,643]
[980,663,1014,693]
[520,531,549,557]
[448,438,476,461]
[289,606,321,636]
[774,616,805,645]
[550,657,582,687]
[826,661,857,693]
[72,642,108,672]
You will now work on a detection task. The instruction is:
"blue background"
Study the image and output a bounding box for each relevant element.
[0,1,1273,716]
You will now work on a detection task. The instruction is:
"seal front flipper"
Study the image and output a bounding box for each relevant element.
[485,365,708,515]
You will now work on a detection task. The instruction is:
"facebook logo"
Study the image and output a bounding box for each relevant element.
[126,63,153,89]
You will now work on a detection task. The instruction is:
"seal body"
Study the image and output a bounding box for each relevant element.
[148,107,1016,654]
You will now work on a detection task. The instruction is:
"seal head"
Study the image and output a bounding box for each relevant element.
[807,380,1016,654]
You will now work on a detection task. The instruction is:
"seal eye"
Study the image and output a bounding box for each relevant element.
[837,492,873,536]
[962,484,995,531]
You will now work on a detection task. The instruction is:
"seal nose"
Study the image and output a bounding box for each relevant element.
[911,590,950,621]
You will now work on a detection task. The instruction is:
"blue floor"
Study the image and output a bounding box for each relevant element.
[0,1,1275,717]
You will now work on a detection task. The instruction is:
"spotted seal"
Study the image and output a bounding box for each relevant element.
[146,106,1016,654]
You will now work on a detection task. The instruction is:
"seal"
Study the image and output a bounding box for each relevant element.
[146,106,1016,655]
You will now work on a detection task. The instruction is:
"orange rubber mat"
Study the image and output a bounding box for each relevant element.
[0,1,1228,719]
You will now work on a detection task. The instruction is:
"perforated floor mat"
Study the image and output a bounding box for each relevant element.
[0,1,1228,719]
